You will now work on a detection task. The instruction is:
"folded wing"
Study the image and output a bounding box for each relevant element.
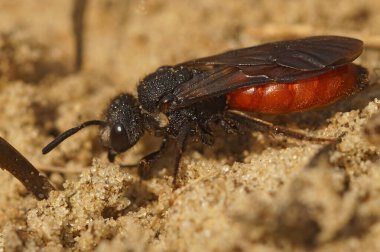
[170,36,363,110]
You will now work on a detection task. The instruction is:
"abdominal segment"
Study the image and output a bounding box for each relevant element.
[227,64,359,114]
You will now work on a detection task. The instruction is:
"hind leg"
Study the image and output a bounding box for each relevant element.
[225,110,336,143]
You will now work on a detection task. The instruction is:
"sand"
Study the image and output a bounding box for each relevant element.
[1,0,380,251]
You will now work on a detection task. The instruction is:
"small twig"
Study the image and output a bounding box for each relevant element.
[0,137,55,200]
[72,0,88,72]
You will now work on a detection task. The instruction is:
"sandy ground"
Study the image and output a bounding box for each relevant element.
[1,0,380,251]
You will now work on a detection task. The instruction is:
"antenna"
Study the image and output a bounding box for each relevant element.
[42,120,106,154]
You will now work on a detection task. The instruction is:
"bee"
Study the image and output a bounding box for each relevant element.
[43,36,368,188]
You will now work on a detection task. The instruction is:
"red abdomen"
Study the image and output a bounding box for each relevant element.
[227,64,360,114]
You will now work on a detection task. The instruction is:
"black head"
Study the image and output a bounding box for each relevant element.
[100,93,144,161]
[42,93,145,162]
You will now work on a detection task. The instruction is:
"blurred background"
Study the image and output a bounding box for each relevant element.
[1,0,379,86]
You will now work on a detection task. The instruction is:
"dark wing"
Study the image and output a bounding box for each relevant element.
[182,35,363,71]
[170,36,363,110]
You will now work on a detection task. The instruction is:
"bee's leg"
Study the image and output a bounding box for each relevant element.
[172,124,191,189]
[226,110,336,143]
[197,122,215,146]
[138,137,168,179]
[219,117,240,134]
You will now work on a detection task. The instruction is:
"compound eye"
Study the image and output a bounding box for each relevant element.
[110,124,129,153]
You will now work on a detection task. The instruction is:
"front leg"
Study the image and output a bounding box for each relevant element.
[139,123,190,189]
[138,137,168,179]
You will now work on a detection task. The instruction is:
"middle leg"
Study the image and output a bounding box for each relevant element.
[172,124,191,189]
